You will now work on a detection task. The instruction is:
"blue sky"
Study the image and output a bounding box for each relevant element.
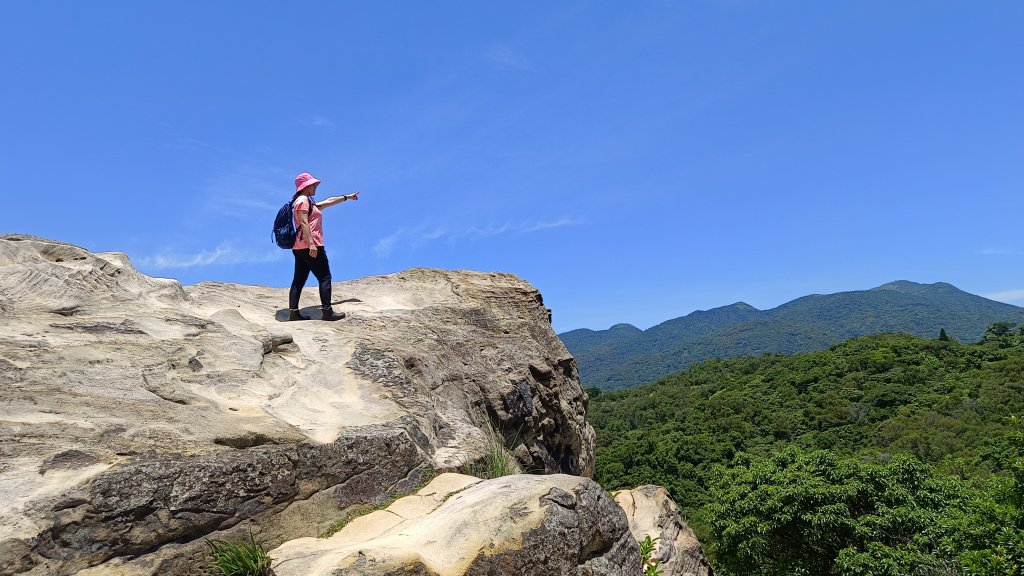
[2,1,1022,332]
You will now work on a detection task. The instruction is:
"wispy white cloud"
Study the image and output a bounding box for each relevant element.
[373,233,401,259]
[374,225,448,258]
[983,289,1024,304]
[522,217,579,233]
[164,136,215,151]
[422,227,449,241]
[484,44,533,71]
[374,217,582,257]
[301,115,335,128]
[977,247,1018,255]
[198,166,290,214]
[138,243,286,269]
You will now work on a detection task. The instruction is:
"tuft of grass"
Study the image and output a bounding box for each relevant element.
[474,425,522,479]
[206,529,271,576]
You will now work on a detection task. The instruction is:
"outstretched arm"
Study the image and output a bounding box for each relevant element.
[317,191,360,209]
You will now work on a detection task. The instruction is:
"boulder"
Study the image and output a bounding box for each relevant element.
[0,235,594,575]
[615,486,714,576]
[270,472,641,575]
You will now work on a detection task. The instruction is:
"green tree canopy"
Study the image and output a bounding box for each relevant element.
[590,325,1024,574]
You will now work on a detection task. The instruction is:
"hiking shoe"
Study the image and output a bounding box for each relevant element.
[321,306,346,321]
[287,309,310,321]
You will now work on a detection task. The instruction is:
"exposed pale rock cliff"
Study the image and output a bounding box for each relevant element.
[615,486,714,576]
[0,235,594,575]
[270,472,641,575]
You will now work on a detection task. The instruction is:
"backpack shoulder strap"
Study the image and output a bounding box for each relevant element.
[294,194,313,213]
[292,196,313,245]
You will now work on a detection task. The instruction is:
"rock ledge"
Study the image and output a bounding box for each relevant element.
[0,235,593,575]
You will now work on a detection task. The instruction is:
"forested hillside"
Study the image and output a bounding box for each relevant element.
[563,280,1024,389]
[590,324,1024,575]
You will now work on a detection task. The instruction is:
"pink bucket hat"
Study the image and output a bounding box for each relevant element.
[294,172,321,194]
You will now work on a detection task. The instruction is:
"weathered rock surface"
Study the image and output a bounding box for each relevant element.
[0,235,594,575]
[615,486,714,576]
[271,472,641,576]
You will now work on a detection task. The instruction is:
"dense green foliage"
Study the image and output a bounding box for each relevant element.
[563,281,1024,389]
[590,326,1024,575]
[710,448,954,576]
[707,441,1024,576]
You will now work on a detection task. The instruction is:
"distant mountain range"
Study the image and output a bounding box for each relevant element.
[559,281,1024,390]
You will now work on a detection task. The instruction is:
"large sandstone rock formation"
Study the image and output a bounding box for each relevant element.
[0,235,595,575]
[615,486,714,576]
[270,472,641,575]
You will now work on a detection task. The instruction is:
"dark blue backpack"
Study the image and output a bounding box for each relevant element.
[272,196,311,249]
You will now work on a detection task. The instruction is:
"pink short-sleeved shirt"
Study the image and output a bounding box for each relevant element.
[292,196,324,249]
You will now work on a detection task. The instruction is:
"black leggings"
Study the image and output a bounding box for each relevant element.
[289,247,332,309]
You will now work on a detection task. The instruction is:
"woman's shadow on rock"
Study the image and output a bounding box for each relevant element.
[274,298,361,322]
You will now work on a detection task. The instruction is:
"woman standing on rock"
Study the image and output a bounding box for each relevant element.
[288,172,359,321]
